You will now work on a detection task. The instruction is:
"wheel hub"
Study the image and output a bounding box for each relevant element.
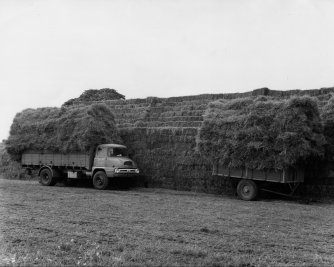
[42,174,49,182]
[243,186,250,194]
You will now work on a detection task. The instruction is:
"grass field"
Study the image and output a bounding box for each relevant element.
[0,178,334,266]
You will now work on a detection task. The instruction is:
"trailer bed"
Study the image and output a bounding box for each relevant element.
[213,162,304,183]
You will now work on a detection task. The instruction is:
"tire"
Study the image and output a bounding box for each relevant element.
[237,179,258,201]
[39,168,57,186]
[93,171,109,190]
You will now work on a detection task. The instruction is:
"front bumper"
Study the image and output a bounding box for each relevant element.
[107,168,140,177]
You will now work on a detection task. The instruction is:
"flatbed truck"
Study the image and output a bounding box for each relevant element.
[21,144,140,190]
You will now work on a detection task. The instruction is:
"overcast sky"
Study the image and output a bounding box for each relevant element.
[0,0,334,141]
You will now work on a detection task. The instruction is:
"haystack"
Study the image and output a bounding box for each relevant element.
[6,103,121,161]
[197,96,325,170]
[63,88,125,106]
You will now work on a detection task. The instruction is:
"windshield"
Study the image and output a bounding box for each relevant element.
[107,148,128,157]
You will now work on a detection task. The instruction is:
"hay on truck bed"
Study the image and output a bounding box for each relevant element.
[6,103,122,161]
[197,96,326,171]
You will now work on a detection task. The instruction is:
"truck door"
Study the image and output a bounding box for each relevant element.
[105,148,127,168]
[94,147,107,167]
[106,148,120,168]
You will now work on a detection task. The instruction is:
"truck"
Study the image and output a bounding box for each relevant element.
[21,144,140,190]
[213,160,304,201]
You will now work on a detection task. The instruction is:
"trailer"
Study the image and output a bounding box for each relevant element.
[213,160,304,200]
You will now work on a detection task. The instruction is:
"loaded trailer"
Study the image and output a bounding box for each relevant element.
[21,144,140,190]
[213,160,304,200]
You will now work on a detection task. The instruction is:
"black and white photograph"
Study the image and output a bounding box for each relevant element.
[0,0,334,266]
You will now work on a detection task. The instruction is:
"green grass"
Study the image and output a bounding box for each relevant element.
[1,178,334,266]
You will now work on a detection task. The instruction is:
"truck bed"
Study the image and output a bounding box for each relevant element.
[22,151,91,170]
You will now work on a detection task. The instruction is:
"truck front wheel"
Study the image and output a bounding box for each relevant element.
[237,179,258,201]
[93,171,109,190]
[39,168,57,186]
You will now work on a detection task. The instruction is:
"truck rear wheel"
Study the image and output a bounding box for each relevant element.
[39,168,57,186]
[237,179,258,201]
[93,171,109,190]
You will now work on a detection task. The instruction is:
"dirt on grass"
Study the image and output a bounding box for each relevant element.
[0,177,334,266]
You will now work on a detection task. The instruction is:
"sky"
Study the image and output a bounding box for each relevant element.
[0,0,334,141]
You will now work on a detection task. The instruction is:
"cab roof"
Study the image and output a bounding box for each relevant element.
[98,144,126,149]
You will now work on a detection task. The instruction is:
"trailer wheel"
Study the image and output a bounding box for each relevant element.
[93,171,109,190]
[237,179,258,201]
[39,168,57,186]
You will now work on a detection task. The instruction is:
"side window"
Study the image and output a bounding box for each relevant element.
[114,148,126,156]
[107,148,113,157]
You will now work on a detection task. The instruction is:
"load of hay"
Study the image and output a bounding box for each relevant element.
[197,96,326,170]
[63,88,125,106]
[6,103,121,161]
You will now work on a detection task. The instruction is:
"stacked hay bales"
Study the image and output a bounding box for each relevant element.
[104,88,334,193]
[63,88,125,106]
[6,103,121,161]
[120,127,215,191]
[4,87,334,195]
[55,87,333,193]
[197,96,325,172]
[115,97,218,192]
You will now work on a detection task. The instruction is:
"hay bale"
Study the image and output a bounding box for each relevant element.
[6,103,121,161]
[63,88,125,106]
[197,96,325,170]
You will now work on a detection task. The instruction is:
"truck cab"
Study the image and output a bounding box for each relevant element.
[93,144,139,177]
[91,144,140,190]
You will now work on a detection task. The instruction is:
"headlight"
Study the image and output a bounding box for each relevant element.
[114,168,119,173]
[135,169,140,173]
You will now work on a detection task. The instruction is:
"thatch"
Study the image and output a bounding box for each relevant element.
[6,103,121,160]
[63,88,125,106]
[197,96,325,170]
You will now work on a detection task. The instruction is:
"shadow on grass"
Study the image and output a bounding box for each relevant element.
[56,177,140,191]
[257,187,329,205]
